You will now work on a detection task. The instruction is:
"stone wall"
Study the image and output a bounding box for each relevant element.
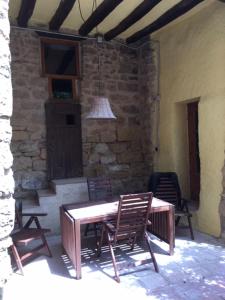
[138,40,160,174]
[81,40,158,194]
[10,28,158,198]
[10,29,48,200]
[0,0,15,289]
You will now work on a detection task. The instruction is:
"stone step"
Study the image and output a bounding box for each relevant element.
[51,177,88,196]
[37,189,56,205]
[35,177,89,234]
[37,189,57,209]
[51,177,89,204]
[37,189,56,198]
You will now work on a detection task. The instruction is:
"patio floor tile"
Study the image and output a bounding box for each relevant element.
[3,230,225,300]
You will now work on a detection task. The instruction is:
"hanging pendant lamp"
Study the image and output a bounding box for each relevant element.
[86,96,116,119]
[86,35,116,120]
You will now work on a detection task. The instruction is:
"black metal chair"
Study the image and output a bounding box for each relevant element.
[149,172,194,240]
[97,192,159,283]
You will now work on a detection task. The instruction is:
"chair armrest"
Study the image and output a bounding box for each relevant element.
[22,212,48,217]
[181,198,192,203]
[181,198,193,212]
[103,221,116,233]
[147,220,152,226]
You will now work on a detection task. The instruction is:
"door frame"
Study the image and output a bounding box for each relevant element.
[187,100,200,203]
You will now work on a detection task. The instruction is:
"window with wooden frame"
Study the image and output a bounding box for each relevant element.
[41,38,80,101]
[41,38,80,77]
[48,77,78,101]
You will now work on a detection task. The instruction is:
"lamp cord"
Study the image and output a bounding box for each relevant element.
[93,0,101,97]
[78,0,102,97]
[78,0,95,23]
[97,40,101,97]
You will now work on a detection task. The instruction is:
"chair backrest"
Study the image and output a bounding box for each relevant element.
[87,176,113,202]
[148,172,182,209]
[114,192,153,242]
[15,200,23,229]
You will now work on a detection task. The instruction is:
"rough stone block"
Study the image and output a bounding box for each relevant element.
[21,171,46,190]
[117,82,138,92]
[100,154,116,164]
[88,153,100,164]
[40,148,46,160]
[86,132,100,143]
[33,159,46,171]
[100,130,116,142]
[13,156,32,170]
[94,143,109,154]
[117,128,132,141]
[121,105,140,114]
[19,141,40,156]
[130,163,148,177]
[13,130,29,141]
[109,142,128,154]
[130,141,142,151]
[108,164,130,179]
[117,151,143,164]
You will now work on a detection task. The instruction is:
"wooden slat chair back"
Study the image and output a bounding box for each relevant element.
[84,176,113,237]
[88,176,113,202]
[114,193,151,243]
[10,201,52,275]
[150,173,181,209]
[97,192,159,282]
[149,172,194,240]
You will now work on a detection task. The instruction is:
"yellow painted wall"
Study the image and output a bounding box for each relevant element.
[153,0,225,236]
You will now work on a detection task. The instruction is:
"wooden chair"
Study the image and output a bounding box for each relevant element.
[10,201,52,275]
[97,192,159,283]
[84,176,113,237]
[149,172,194,240]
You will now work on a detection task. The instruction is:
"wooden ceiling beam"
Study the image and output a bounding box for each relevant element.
[104,0,162,41]
[79,0,123,36]
[49,0,77,31]
[126,0,206,44]
[17,0,37,27]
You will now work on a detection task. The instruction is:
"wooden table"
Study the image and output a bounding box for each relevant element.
[60,198,175,279]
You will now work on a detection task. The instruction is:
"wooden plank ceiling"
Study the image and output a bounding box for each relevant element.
[9,0,214,43]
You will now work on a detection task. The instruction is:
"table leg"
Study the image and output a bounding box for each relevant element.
[168,206,175,255]
[74,219,81,279]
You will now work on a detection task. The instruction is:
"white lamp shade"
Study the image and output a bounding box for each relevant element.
[86,96,116,119]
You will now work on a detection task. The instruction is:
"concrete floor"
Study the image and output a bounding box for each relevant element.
[3,229,225,300]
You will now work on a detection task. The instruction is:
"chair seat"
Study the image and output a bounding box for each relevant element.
[175,210,192,217]
[97,192,159,282]
[12,228,50,245]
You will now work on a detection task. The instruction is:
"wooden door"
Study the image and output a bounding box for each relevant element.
[187,101,200,202]
[45,102,82,180]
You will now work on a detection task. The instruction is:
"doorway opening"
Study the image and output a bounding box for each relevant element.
[187,100,200,206]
